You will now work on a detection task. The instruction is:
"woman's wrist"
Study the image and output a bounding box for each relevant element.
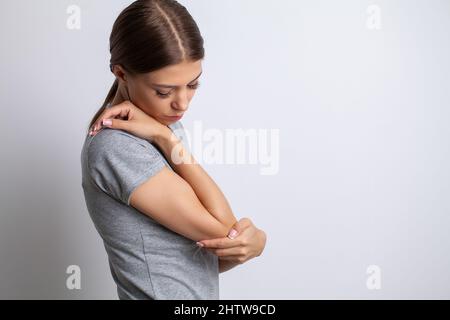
[153,125,174,146]
[153,125,193,168]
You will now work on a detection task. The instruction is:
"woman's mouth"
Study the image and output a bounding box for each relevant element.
[164,114,183,121]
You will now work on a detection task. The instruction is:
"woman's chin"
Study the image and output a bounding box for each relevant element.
[162,119,178,126]
[160,119,173,126]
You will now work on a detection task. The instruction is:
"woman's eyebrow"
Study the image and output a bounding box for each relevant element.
[151,71,203,89]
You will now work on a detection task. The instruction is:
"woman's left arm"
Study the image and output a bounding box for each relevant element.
[197,218,267,273]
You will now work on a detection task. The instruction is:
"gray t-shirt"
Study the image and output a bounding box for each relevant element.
[80,116,219,300]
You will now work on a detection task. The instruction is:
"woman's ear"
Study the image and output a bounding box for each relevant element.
[112,64,128,84]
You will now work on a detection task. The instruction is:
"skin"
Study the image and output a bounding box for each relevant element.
[90,60,267,272]
[199,218,267,273]
[110,60,201,126]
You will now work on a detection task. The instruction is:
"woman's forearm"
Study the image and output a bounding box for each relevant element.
[154,127,238,232]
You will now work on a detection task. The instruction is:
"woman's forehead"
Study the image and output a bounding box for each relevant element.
[142,60,203,87]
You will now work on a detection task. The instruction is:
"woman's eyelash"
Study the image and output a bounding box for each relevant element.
[155,91,170,97]
[155,82,201,98]
[189,82,201,90]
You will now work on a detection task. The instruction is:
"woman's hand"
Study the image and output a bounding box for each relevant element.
[88,101,168,143]
[197,217,267,265]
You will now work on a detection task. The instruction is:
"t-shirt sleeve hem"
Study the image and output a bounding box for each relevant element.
[125,158,167,206]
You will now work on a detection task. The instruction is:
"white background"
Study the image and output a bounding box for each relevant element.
[0,0,449,299]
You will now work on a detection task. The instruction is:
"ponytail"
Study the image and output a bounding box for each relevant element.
[86,79,118,133]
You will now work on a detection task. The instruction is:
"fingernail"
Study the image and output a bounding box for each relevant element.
[196,242,204,247]
[102,119,112,126]
[228,229,238,239]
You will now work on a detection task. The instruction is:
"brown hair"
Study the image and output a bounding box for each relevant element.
[86,0,205,132]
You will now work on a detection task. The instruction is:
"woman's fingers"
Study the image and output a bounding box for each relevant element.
[90,111,113,133]
[89,104,131,135]
[88,101,165,141]
[205,246,246,257]
[96,107,124,127]
[217,255,245,263]
[197,237,242,249]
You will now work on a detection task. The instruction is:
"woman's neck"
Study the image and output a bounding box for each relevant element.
[110,83,128,106]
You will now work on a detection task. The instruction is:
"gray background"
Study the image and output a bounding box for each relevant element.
[1,0,449,299]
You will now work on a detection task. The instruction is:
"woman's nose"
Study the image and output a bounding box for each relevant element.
[172,102,188,113]
[172,92,189,111]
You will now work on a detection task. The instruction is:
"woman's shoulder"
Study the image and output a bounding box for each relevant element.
[84,119,186,157]
[86,127,161,158]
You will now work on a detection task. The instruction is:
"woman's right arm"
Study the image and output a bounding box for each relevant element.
[129,126,238,242]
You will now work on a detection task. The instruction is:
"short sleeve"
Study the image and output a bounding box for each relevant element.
[87,129,167,206]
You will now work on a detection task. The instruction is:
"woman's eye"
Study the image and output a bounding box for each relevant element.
[156,90,170,97]
[155,82,201,99]
[188,82,201,90]
[155,90,171,98]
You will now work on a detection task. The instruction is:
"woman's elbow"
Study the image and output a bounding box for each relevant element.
[201,218,236,240]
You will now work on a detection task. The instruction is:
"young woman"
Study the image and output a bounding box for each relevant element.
[81,0,266,300]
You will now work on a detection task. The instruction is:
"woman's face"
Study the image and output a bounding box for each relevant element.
[124,60,203,125]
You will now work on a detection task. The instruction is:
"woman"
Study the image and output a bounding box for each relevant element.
[81,0,266,300]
